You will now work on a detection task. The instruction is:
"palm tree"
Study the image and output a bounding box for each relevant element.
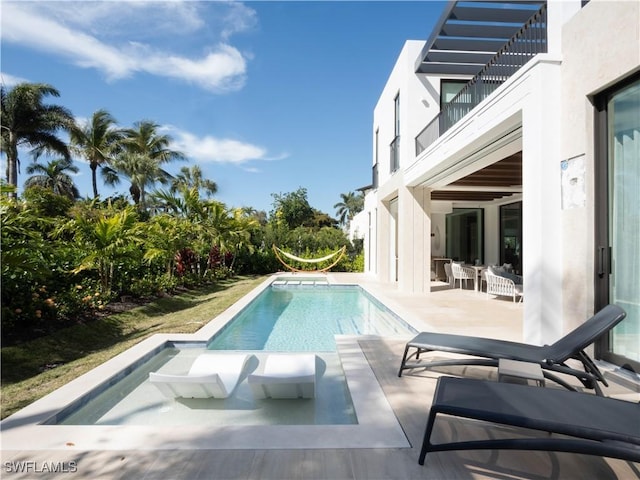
[1,83,74,195]
[143,214,192,278]
[333,191,364,226]
[170,165,217,197]
[69,207,142,292]
[107,152,171,208]
[24,157,79,199]
[70,109,122,199]
[105,121,184,208]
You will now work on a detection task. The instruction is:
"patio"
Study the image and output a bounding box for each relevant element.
[1,274,638,479]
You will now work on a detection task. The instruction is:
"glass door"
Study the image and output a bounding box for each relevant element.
[595,74,640,372]
[446,208,484,264]
[500,202,522,274]
[389,198,398,282]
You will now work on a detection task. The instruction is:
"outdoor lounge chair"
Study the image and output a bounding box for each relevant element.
[451,263,476,289]
[398,304,626,395]
[149,353,251,399]
[419,376,640,464]
[485,269,523,302]
[248,354,316,399]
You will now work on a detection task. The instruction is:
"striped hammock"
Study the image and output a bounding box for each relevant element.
[272,245,346,272]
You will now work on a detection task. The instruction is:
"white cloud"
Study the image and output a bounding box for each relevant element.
[167,126,286,166]
[220,2,259,40]
[172,130,265,164]
[39,2,206,38]
[143,44,247,91]
[1,2,252,92]
[0,72,29,87]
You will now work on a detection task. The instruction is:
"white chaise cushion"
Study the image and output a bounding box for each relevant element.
[149,353,250,399]
[248,354,316,399]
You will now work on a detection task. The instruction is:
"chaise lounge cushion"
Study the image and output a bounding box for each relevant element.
[149,353,251,399]
[248,354,316,399]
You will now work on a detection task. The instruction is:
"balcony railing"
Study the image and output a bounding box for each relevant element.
[415,3,548,156]
[390,136,400,173]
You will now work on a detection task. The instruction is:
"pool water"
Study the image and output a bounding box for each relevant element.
[207,285,416,351]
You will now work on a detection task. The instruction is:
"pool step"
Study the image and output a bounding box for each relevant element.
[272,280,329,287]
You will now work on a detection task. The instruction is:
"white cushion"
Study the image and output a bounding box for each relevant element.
[248,354,316,399]
[149,353,250,399]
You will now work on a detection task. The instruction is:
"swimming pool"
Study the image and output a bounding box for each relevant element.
[1,275,412,450]
[208,285,416,351]
[47,284,414,427]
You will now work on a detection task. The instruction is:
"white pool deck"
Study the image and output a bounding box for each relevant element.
[1,272,639,479]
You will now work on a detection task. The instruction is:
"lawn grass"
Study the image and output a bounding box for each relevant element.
[0,274,268,419]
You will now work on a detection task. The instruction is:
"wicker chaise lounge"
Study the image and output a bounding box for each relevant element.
[419,376,640,464]
[398,305,626,395]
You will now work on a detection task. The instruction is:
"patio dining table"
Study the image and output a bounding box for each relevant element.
[469,265,487,292]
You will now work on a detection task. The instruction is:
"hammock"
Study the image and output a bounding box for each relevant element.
[272,245,346,273]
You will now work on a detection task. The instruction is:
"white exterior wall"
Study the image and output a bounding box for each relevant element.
[368,40,440,292]
[559,0,640,334]
[348,208,367,241]
[357,190,378,275]
[430,202,452,258]
[521,60,564,345]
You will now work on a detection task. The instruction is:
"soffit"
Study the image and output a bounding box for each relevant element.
[430,152,522,202]
[415,1,546,75]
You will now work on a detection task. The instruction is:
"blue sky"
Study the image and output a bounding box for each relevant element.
[1,0,444,216]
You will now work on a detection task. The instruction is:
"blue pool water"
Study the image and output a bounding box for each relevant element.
[207,285,416,351]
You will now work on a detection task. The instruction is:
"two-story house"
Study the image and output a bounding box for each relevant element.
[355,0,639,373]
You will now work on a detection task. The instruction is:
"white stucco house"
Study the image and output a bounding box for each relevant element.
[353,0,639,373]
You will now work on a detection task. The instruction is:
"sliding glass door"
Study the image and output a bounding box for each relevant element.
[595,74,640,372]
[446,208,484,264]
[500,202,522,274]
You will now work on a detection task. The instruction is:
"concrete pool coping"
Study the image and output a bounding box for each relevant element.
[1,274,419,451]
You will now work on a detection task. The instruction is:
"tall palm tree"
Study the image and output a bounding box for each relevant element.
[24,157,79,199]
[69,109,122,199]
[0,83,73,194]
[333,191,364,226]
[170,165,217,197]
[1,83,74,195]
[105,121,184,208]
[107,152,170,208]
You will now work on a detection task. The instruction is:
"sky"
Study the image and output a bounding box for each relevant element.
[1,0,445,217]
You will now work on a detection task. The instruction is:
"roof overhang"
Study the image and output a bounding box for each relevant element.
[415,1,545,76]
[430,153,522,202]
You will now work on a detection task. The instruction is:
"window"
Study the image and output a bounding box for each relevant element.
[373,128,379,187]
[394,93,400,137]
[440,79,471,133]
[595,73,640,372]
[391,94,400,172]
[440,80,467,107]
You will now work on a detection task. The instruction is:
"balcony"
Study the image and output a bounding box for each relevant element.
[415,3,548,156]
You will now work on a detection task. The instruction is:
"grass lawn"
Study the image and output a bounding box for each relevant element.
[0,274,268,420]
